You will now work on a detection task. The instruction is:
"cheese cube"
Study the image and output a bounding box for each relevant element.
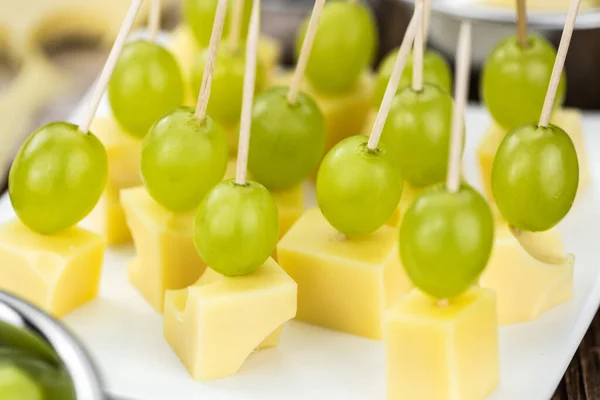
[87,116,142,245]
[478,108,590,203]
[273,71,374,154]
[479,224,574,325]
[386,183,424,227]
[121,187,206,313]
[0,220,105,317]
[163,258,297,381]
[385,288,500,400]
[224,158,303,239]
[277,208,411,340]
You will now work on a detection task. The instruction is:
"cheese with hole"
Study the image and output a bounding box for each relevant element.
[273,70,374,156]
[224,158,303,239]
[277,208,411,340]
[87,116,142,245]
[121,187,206,313]
[0,219,104,317]
[163,258,297,381]
[479,224,573,325]
[385,288,500,400]
[478,108,589,204]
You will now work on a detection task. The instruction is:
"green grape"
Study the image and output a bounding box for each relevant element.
[400,184,495,299]
[9,122,108,235]
[0,349,74,400]
[0,364,43,400]
[373,49,452,108]
[141,107,228,212]
[482,34,565,131]
[381,84,455,187]
[316,135,402,236]
[108,40,184,138]
[183,0,252,47]
[296,1,378,93]
[191,45,266,126]
[248,87,325,189]
[491,123,578,232]
[194,179,279,276]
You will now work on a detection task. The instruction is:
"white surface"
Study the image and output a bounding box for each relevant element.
[2,96,600,400]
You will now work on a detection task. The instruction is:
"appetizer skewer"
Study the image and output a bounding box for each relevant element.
[122,0,229,313]
[480,0,580,325]
[278,3,424,340]
[0,0,144,317]
[386,21,500,400]
[165,0,297,380]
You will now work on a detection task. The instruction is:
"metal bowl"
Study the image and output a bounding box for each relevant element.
[0,291,105,400]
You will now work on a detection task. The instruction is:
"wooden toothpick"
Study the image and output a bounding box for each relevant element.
[195,0,229,121]
[539,0,581,128]
[423,0,432,49]
[445,21,471,193]
[229,0,245,54]
[235,0,260,185]
[78,0,143,134]
[367,2,424,150]
[516,0,529,48]
[412,0,424,92]
[288,0,326,105]
[149,0,161,42]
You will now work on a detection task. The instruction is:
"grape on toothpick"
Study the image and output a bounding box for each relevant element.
[184,0,252,48]
[296,0,378,92]
[190,45,267,126]
[492,0,580,234]
[9,0,144,234]
[195,0,279,277]
[142,0,230,212]
[316,2,425,236]
[373,50,452,108]
[400,21,494,300]
[381,2,457,188]
[248,0,326,190]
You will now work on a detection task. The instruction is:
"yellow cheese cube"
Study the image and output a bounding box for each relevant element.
[121,187,206,313]
[0,220,105,317]
[273,71,374,154]
[478,108,590,203]
[277,208,411,340]
[163,258,297,381]
[87,116,142,245]
[386,183,424,227]
[479,224,574,325]
[385,288,500,400]
[224,158,303,239]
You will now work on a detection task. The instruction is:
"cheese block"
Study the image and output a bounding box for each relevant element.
[169,25,281,104]
[87,116,142,245]
[273,70,374,155]
[478,108,590,204]
[121,187,206,313]
[224,158,303,239]
[0,219,104,317]
[479,224,574,325]
[385,288,500,400]
[163,258,297,381]
[386,183,424,228]
[277,208,411,340]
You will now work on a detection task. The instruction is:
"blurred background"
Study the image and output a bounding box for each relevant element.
[1,0,600,190]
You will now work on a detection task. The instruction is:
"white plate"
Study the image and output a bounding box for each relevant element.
[2,93,600,400]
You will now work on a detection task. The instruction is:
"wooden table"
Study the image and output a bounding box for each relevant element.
[553,313,600,399]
